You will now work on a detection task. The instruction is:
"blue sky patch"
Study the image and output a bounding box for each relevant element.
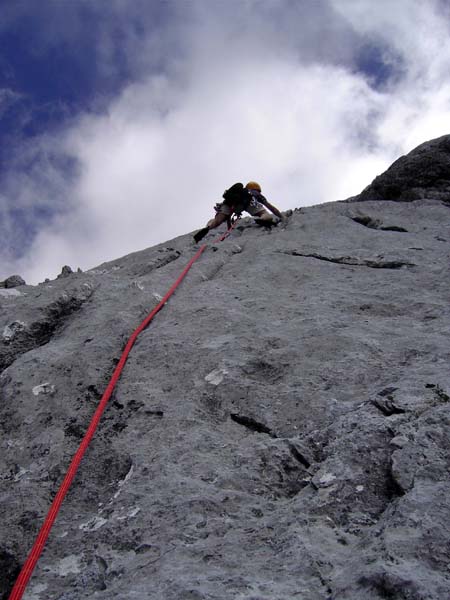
[356,42,401,89]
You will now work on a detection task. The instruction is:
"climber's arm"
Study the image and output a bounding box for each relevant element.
[263,199,283,219]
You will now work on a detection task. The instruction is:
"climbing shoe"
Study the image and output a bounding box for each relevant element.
[254,217,276,228]
[193,227,209,243]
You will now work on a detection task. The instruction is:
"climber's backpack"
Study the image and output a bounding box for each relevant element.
[222,182,251,215]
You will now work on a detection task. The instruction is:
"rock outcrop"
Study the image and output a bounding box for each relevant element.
[57,266,74,279]
[0,275,26,289]
[0,137,449,599]
[354,134,450,202]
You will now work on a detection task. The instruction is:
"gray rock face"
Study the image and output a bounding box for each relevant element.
[1,155,450,599]
[354,134,450,202]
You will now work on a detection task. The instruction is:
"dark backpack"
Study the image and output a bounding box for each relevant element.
[222,182,251,214]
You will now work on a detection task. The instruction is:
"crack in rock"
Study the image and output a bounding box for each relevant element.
[198,260,226,282]
[0,288,93,374]
[279,250,414,269]
[230,413,276,437]
[380,225,409,232]
[350,215,408,232]
[286,441,312,469]
[371,386,407,416]
[134,248,181,277]
[372,397,406,416]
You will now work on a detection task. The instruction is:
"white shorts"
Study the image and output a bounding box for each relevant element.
[246,198,266,216]
[217,198,266,217]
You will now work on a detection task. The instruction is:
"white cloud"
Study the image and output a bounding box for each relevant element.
[2,0,450,284]
[332,0,450,150]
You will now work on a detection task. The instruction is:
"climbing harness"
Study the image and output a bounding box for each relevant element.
[8,219,240,600]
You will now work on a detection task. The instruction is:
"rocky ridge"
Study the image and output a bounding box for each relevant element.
[355,134,450,203]
[1,136,450,599]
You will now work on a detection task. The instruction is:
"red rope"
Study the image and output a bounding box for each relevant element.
[9,220,237,599]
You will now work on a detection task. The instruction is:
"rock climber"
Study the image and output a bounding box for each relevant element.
[193,181,284,243]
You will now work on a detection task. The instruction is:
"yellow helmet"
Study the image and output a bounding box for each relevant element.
[245,181,261,192]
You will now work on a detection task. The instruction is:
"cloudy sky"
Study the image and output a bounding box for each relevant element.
[1,0,449,284]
